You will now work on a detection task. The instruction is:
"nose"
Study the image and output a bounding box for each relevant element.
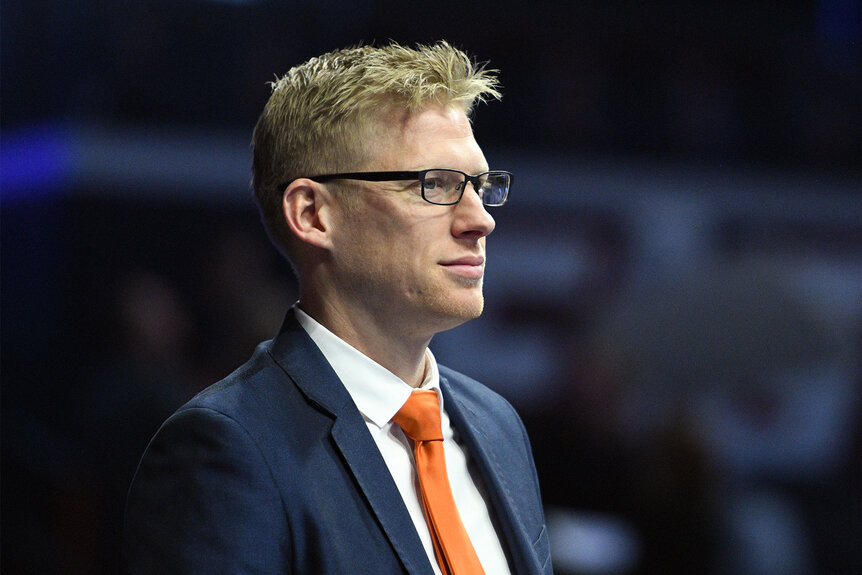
[451,183,496,239]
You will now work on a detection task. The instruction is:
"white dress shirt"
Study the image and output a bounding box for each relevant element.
[295,306,511,575]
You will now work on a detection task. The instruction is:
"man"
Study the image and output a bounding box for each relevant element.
[124,41,552,575]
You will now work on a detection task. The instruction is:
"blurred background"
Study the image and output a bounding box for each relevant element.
[2,1,861,573]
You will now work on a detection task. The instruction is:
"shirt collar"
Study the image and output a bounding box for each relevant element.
[294,304,440,428]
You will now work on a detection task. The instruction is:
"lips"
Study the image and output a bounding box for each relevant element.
[440,256,485,279]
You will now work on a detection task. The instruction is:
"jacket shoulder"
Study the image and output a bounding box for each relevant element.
[437,364,522,423]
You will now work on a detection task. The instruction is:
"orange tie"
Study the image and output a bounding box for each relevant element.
[393,389,485,575]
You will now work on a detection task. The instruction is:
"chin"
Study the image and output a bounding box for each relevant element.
[411,279,485,330]
[432,294,485,327]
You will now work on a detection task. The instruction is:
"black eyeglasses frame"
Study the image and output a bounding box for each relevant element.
[291,169,512,206]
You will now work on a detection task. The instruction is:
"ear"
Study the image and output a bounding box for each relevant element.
[282,178,334,250]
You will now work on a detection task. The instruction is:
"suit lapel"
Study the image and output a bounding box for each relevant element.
[268,311,435,575]
[440,375,543,575]
[330,418,434,575]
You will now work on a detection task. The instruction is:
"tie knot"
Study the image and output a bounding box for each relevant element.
[393,389,443,442]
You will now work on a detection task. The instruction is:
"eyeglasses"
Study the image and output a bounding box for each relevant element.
[305,169,512,206]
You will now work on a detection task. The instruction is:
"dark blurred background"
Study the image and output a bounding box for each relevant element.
[2,1,861,574]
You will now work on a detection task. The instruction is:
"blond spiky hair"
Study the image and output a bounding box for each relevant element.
[251,41,501,257]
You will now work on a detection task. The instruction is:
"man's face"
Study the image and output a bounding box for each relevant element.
[327,105,497,339]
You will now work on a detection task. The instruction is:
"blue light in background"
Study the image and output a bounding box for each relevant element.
[0,122,73,203]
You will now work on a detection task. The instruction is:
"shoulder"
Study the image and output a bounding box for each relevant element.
[186,340,279,411]
[438,364,521,421]
[124,340,309,573]
[130,340,290,496]
[125,387,289,572]
[437,364,533,455]
[178,337,310,429]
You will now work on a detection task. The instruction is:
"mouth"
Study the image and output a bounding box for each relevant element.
[439,256,485,280]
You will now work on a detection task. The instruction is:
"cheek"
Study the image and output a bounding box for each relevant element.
[343,202,447,277]
[373,234,438,289]
[383,236,426,274]
[348,227,416,276]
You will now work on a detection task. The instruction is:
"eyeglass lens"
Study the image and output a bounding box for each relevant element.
[422,170,509,206]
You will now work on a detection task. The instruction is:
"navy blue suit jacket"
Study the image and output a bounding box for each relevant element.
[124,310,552,574]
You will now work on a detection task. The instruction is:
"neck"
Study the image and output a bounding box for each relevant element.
[298,293,432,388]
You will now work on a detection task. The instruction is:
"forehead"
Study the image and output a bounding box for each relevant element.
[399,105,473,136]
[372,105,486,171]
